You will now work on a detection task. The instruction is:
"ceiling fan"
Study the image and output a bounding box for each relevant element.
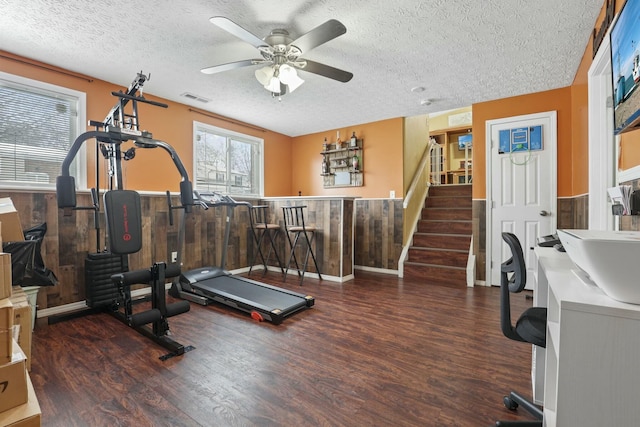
[201,17,353,96]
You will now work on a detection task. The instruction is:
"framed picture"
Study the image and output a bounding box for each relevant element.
[458,134,472,151]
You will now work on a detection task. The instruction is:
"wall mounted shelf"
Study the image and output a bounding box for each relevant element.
[321,140,363,188]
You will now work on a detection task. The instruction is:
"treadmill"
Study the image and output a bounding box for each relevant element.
[169,192,314,324]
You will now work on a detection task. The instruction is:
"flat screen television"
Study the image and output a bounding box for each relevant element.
[610,0,640,135]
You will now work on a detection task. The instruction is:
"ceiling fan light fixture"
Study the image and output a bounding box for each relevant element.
[265,76,282,93]
[255,66,274,86]
[279,64,304,92]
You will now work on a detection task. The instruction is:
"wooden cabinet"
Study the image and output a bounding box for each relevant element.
[429,126,472,185]
[320,139,363,188]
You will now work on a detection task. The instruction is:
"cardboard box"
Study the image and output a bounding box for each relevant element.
[0,373,40,427]
[7,294,31,371]
[0,253,11,300]
[0,341,27,413]
[0,198,24,242]
[0,298,14,365]
[0,298,12,330]
[0,328,11,366]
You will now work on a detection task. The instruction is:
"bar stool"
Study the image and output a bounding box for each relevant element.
[248,205,284,276]
[282,205,322,285]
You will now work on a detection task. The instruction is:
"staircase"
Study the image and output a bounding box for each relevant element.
[403,184,472,286]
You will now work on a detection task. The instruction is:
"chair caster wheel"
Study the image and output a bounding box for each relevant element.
[503,396,518,411]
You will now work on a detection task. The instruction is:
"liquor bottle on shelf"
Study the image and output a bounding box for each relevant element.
[322,156,330,174]
[352,154,359,171]
[350,131,357,147]
[335,131,342,150]
[323,137,329,152]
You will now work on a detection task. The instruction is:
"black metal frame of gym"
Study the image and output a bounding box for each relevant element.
[169,191,314,325]
[55,72,194,359]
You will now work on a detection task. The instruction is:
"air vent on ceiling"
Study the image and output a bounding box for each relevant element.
[180,92,211,103]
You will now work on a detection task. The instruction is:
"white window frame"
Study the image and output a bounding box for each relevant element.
[0,71,87,190]
[192,121,264,197]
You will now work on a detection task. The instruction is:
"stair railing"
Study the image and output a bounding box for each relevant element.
[399,138,439,277]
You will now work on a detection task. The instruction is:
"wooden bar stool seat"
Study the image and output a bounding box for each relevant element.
[248,205,284,275]
[282,205,322,285]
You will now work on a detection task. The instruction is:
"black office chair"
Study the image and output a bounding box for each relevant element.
[248,205,284,276]
[282,205,322,285]
[495,232,547,427]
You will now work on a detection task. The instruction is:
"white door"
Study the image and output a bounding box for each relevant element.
[486,111,557,289]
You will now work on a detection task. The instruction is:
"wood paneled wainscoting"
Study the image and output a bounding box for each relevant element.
[354,198,403,272]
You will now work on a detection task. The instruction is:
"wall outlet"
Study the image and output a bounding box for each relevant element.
[171,251,178,263]
[390,190,396,199]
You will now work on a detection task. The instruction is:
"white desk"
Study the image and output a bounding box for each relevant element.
[535,247,640,426]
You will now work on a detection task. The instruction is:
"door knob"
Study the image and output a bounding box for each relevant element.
[540,210,550,217]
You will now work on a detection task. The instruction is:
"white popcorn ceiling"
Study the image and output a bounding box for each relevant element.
[0,0,603,136]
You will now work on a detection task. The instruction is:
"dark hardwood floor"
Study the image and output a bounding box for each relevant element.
[29,270,539,426]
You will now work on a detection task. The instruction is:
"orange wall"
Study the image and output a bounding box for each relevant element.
[472,87,573,199]
[291,118,404,198]
[620,134,640,169]
[0,51,293,195]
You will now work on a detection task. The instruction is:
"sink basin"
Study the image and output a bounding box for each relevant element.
[558,229,640,304]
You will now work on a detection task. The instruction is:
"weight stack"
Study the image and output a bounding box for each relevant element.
[85,252,128,308]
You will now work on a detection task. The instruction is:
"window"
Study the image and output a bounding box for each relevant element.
[193,122,263,197]
[0,71,86,189]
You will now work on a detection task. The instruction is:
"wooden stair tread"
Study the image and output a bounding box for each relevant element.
[404,261,466,270]
[415,232,471,237]
[409,246,467,253]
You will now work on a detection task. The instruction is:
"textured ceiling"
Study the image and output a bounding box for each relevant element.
[0,0,603,136]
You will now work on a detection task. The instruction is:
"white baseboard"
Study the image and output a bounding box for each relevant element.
[354,265,399,276]
[37,284,166,318]
[243,265,357,283]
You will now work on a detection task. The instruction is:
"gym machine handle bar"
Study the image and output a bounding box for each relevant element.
[56,130,194,213]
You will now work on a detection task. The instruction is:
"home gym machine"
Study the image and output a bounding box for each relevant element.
[169,191,314,325]
[56,71,194,359]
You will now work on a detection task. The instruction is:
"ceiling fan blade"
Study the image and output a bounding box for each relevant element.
[209,16,267,49]
[201,59,265,74]
[290,19,346,53]
[296,59,353,83]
